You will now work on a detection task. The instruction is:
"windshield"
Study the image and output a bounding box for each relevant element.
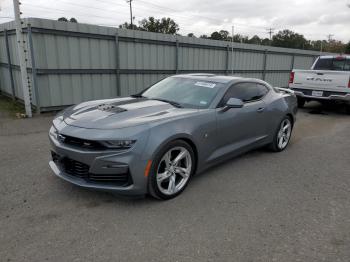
[313,58,350,71]
[141,77,224,109]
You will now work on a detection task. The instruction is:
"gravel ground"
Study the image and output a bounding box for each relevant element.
[1,102,350,262]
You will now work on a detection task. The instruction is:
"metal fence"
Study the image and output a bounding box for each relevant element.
[0,18,327,112]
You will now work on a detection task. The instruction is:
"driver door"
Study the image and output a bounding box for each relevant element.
[214,82,269,157]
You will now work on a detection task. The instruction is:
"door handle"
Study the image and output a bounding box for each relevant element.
[257,107,265,112]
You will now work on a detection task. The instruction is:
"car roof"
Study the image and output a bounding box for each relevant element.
[173,73,254,84]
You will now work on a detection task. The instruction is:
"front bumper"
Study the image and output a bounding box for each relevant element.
[48,124,150,196]
[291,88,350,102]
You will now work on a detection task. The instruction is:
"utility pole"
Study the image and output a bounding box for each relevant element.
[266,28,275,40]
[231,25,234,75]
[126,0,133,28]
[327,34,334,42]
[13,0,32,117]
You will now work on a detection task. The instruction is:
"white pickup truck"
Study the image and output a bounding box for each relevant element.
[289,55,350,109]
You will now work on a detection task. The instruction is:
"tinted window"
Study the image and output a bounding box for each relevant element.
[220,82,268,106]
[314,58,350,71]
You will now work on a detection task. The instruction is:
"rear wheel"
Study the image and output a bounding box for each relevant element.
[269,116,293,152]
[148,140,195,200]
[297,97,306,108]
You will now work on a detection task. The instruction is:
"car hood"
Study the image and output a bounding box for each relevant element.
[63,97,198,129]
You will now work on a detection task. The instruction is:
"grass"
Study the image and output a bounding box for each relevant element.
[0,94,25,118]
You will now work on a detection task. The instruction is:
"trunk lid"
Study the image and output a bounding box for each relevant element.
[292,70,350,92]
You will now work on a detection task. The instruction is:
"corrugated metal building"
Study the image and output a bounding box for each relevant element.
[0,18,326,111]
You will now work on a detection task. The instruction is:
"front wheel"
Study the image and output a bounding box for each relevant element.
[269,116,293,152]
[148,140,195,200]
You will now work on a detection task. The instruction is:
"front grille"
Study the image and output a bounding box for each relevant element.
[58,134,104,150]
[292,88,347,97]
[51,152,131,186]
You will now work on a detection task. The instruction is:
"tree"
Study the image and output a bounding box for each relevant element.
[232,34,249,43]
[119,22,140,30]
[261,38,271,46]
[271,29,309,49]
[326,40,346,53]
[248,35,262,45]
[187,33,195,37]
[345,41,350,54]
[58,17,68,22]
[209,30,230,41]
[139,17,179,35]
[199,34,209,39]
[58,17,78,23]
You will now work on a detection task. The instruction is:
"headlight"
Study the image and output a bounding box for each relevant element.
[101,140,136,149]
[49,125,58,140]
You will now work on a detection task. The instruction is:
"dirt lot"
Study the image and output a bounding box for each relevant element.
[1,102,350,262]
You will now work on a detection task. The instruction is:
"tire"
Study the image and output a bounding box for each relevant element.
[269,116,293,152]
[345,104,350,115]
[297,97,306,108]
[148,140,196,200]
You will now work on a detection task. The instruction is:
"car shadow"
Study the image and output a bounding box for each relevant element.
[303,101,349,116]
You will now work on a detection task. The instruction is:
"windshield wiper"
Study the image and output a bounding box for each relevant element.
[150,98,183,108]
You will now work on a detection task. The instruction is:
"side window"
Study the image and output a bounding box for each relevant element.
[219,82,269,106]
[255,84,269,99]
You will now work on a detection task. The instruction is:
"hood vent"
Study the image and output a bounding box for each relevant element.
[97,103,127,113]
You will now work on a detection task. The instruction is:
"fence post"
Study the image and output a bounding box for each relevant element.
[27,24,40,113]
[262,49,268,80]
[115,31,121,96]
[226,45,229,75]
[290,54,295,71]
[175,39,179,74]
[4,29,16,100]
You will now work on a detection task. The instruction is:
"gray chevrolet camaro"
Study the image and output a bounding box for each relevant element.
[49,74,297,200]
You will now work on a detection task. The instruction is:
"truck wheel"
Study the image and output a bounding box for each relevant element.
[297,97,306,108]
[346,104,350,115]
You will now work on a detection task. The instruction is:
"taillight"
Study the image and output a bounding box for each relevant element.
[289,72,295,84]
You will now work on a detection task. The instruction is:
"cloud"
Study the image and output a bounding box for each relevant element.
[0,0,349,42]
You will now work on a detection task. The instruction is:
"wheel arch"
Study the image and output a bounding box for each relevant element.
[286,113,295,127]
[150,134,199,175]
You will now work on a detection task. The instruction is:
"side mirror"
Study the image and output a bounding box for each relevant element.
[220,98,243,112]
[225,98,244,108]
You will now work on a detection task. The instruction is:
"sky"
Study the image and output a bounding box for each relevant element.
[0,0,349,42]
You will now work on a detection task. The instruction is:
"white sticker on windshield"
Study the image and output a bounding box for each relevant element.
[194,82,216,88]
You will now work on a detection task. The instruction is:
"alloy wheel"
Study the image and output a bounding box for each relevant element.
[277,118,292,150]
[156,146,192,196]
